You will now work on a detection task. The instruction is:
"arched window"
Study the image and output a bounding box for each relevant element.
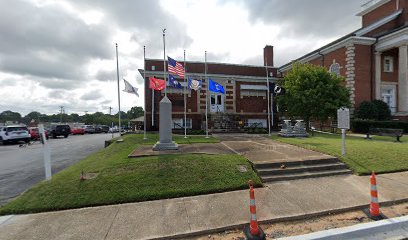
[329,61,340,76]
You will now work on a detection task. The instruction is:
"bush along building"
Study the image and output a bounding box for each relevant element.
[139,46,280,132]
[280,0,408,120]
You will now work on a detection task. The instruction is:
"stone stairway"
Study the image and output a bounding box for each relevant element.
[253,158,352,182]
[210,113,242,133]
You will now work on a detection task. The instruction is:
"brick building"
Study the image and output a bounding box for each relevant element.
[280,0,408,119]
[140,46,278,131]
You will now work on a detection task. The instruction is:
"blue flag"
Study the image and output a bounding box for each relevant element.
[208,79,225,94]
[169,74,182,89]
[188,77,202,91]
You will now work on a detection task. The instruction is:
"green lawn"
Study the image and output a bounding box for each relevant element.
[272,133,408,175]
[0,134,260,215]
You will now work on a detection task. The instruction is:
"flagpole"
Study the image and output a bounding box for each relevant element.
[265,56,271,136]
[152,85,154,127]
[163,29,167,97]
[143,46,147,140]
[205,51,209,138]
[184,50,187,139]
[116,43,122,137]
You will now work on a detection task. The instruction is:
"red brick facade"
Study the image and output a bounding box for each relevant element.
[279,0,408,117]
[141,47,280,131]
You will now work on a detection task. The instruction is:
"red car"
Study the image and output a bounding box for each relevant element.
[29,127,49,140]
[71,127,85,135]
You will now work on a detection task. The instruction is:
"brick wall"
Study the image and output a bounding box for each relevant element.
[362,0,398,27]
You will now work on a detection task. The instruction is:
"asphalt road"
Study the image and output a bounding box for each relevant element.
[0,133,117,206]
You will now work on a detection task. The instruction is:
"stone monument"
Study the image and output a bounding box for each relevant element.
[152,96,178,150]
[278,120,309,137]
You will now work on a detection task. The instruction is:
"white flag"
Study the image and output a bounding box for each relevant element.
[123,79,139,97]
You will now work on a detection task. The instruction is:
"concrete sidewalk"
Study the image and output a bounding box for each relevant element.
[1,171,408,240]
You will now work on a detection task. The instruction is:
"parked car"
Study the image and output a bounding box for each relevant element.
[97,125,109,133]
[0,125,31,144]
[82,125,95,134]
[71,127,85,135]
[29,127,49,140]
[49,125,71,138]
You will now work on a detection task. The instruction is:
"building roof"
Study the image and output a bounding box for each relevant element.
[130,116,144,122]
[279,8,405,72]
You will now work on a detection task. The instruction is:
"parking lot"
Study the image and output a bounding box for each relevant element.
[0,133,117,205]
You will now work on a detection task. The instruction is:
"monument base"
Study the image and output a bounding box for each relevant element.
[278,132,309,137]
[152,141,179,151]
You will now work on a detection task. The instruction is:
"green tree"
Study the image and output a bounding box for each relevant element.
[22,111,43,124]
[354,100,391,120]
[127,106,144,119]
[0,110,22,123]
[277,63,351,130]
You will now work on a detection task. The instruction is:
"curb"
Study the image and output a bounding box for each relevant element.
[277,215,408,240]
[151,197,408,240]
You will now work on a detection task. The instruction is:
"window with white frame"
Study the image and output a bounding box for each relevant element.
[172,118,192,129]
[384,56,394,72]
[329,62,340,76]
[381,85,396,114]
[240,90,266,97]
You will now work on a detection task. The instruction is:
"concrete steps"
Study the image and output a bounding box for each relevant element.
[254,158,352,182]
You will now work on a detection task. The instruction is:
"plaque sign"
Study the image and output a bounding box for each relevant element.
[337,107,350,130]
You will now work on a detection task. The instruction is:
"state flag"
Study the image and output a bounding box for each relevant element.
[188,77,202,91]
[208,79,225,94]
[169,74,182,89]
[149,77,166,91]
[122,79,139,97]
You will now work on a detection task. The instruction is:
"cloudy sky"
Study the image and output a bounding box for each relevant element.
[0,0,366,116]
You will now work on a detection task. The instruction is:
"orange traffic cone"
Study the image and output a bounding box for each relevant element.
[244,180,265,240]
[368,171,383,220]
[80,170,86,181]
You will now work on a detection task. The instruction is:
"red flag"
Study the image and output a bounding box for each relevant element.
[149,77,166,91]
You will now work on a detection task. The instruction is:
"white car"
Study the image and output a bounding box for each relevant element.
[0,125,31,144]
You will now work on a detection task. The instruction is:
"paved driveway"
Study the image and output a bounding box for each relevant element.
[0,133,116,205]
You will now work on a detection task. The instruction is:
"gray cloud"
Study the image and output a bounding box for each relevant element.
[72,0,193,58]
[48,90,66,99]
[220,0,364,38]
[80,90,103,101]
[0,78,18,87]
[0,0,113,82]
[95,69,117,82]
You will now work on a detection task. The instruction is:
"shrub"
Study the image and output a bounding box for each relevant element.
[351,120,408,133]
[354,101,378,120]
[371,100,391,120]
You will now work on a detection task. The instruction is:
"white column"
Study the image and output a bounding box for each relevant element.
[398,45,408,112]
[375,52,382,100]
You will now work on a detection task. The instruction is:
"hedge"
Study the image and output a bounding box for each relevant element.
[351,119,408,133]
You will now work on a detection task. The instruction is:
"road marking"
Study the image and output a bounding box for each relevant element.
[220,142,241,155]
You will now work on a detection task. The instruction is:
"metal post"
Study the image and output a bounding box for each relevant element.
[205,51,209,138]
[265,57,271,136]
[271,95,274,128]
[341,128,346,156]
[143,46,147,140]
[115,43,122,137]
[163,29,167,97]
[184,50,187,138]
[152,89,154,127]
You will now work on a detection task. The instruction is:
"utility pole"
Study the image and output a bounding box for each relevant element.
[109,106,113,115]
[59,106,64,123]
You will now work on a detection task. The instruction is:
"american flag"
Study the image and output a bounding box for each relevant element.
[168,56,185,78]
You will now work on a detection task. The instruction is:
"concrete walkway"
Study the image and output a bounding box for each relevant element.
[1,171,408,240]
[217,134,334,164]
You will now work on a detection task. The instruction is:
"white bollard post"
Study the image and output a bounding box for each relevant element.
[341,128,346,156]
[39,124,52,180]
